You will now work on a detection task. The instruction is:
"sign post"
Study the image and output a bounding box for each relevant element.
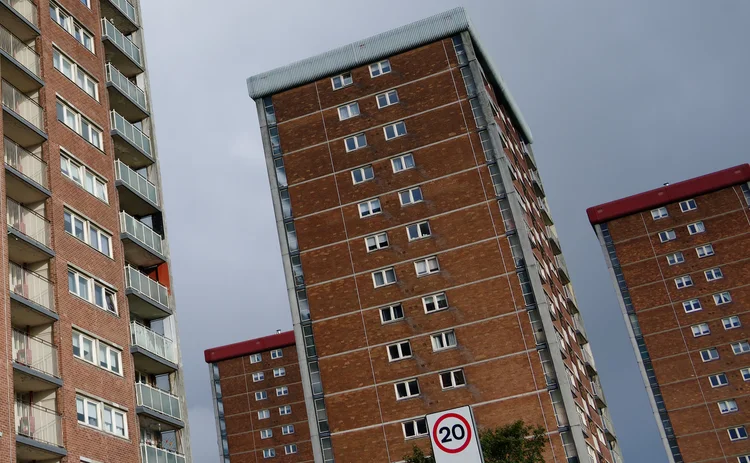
[426,406,484,463]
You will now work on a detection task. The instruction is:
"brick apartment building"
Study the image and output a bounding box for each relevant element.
[243,7,622,463]
[588,164,750,463]
[206,331,312,462]
[0,0,191,462]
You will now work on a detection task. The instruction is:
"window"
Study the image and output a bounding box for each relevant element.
[380,304,404,324]
[64,210,112,257]
[675,275,693,289]
[739,455,750,463]
[422,293,448,313]
[723,316,741,330]
[352,165,374,184]
[76,396,127,437]
[282,425,294,435]
[331,72,352,90]
[250,353,262,363]
[743,369,750,382]
[258,409,270,420]
[387,341,412,361]
[431,331,457,351]
[370,60,391,77]
[415,256,439,276]
[260,429,272,439]
[263,448,276,459]
[392,153,415,173]
[279,405,292,415]
[452,36,468,65]
[345,133,367,152]
[658,230,676,242]
[366,233,389,252]
[709,373,728,388]
[407,221,431,241]
[72,331,122,375]
[715,292,732,305]
[680,199,697,212]
[53,49,98,100]
[68,268,117,314]
[273,368,285,377]
[269,127,281,156]
[440,369,466,389]
[384,121,407,140]
[372,268,396,288]
[402,418,428,439]
[394,379,420,399]
[705,268,723,281]
[377,90,399,108]
[651,207,668,220]
[696,244,715,258]
[252,372,264,382]
[255,391,267,401]
[700,348,719,362]
[80,0,90,7]
[683,299,702,313]
[276,386,289,396]
[358,198,382,218]
[666,252,684,265]
[729,426,748,441]
[718,400,738,415]
[691,323,710,337]
[285,444,298,455]
[399,187,423,206]
[687,221,705,235]
[732,341,750,355]
[50,3,94,52]
[270,349,283,359]
[56,101,102,149]
[60,153,108,202]
[338,102,360,121]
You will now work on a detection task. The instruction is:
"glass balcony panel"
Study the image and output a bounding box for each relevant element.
[115,159,158,205]
[140,444,185,463]
[125,265,169,308]
[130,322,176,363]
[107,0,137,25]
[2,79,43,130]
[136,383,181,420]
[8,262,53,310]
[3,0,38,26]
[106,63,147,110]
[4,136,46,187]
[12,329,58,377]
[7,198,50,247]
[120,211,163,255]
[15,402,62,447]
[0,23,40,76]
[111,111,152,156]
[101,19,141,67]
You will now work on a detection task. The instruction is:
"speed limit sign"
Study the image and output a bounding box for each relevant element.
[426,406,484,462]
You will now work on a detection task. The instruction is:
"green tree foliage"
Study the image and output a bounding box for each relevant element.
[404,445,434,463]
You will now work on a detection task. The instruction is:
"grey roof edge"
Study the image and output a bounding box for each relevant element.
[246,7,533,143]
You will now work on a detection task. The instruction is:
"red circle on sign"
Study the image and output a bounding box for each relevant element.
[432,412,472,454]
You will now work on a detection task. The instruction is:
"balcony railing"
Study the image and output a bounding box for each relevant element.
[120,211,164,256]
[107,0,138,25]
[7,198,50,247]
[106,63,147,111]
[125,265,169,308]
[111,110,152,156]
[2,80,43,131]
[140,443,186,463]
[12,329,58,377]
[15,403,63,447]
[0,24,39,76]
[115,160,158,205]
[2,0,37,26]
[4,136,46,187]
[131,322,176,363]
[101,18,142,67]
[136,383,181,421]
[9,262,54,311]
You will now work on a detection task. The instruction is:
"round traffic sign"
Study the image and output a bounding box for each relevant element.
[431,412,472,454]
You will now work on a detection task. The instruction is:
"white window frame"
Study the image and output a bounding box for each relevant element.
[365,232,389,252]
[273,367,285,377]
[255,391,267,401]
[675,275,693,289]
[372,267,396,288]
[250,353,262,363]
[709,373,728,388]
[739,456,750,463]
[72,331,122,375]
[682,299,702,313]
[344,133,367,152]
[666,252,684,265]
[729,426,748,441]
[351,165,374,184]
[270,349,283,359]
[714,292,732,305]
[68,268,117,314]
[705,268,723,281]
[279,405,292,415]
[384,121,407,140]
[257,409,270,420]
[276,386,289,396]
[743,368,750,382]
[691,323,710,337]
[64,210,112,257]
[732,341,750,355]
[399,186,423,206]
[50,2,94,53]
[369,59,391,77]
[391,153,415,173]
[696,244,715,258]
[338,102,360,121]
[700,348,719,362]
[263,448,276,459]
[76,396,127,437]
[252,372,264,382]
[651,207,668,220]
[53,48,98,100]
[56,100,102,149]
[282,424,295,435]
[658,230,676,242]
[680,199,697,212]
[285,444,298,455]
[260,429,272,439]
[358,198,382,218]
[387,341,412,361]
[431,330,457,352]
[687,221,705,235]
[331,72,353,90]
[402,418,428,439]
[380,304,404,324]
[723,316,741,330]
[440,369,466,389]
[407,221,431,241]
[414,256,440,276]
[422,293,448,313]
[377,89,399,108]
[60,152,108,203]
[394,379,420,400]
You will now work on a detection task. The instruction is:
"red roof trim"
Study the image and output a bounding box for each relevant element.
[587,164,750,225]
[204,330,295,363]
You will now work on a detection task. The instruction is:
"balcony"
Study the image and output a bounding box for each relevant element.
[530,169,545,197]
[140,443,186,463]
[573,314,588,345]
[120,212,165,266]
[101,0,138,34]
[136,383,184,430]
[538,198,553,226]
[601,410,616,441]
[0,0,38,41]
[546,227,562,255]
[2,80,45,146]
[0,23,41,91]
[125,265,170,320]
[9,262,56,325]
[101,18,143,77]
[15,403,66,461]
[115,160,159,216]
[4,137,48,202]
[7,198,53,264]
[582,349,597,377]
[555,255,570,285]
[111,110,153,169]
[592,381,607,408]
[131,322,177,374]
[12,330,61,391]
[106,63,148,122]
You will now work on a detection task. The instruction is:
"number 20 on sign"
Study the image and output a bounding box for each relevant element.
[426,406,484,463]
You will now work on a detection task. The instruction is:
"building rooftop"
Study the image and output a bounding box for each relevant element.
[587,163,750,225]
[204,330,295,363]
[245,6,533,143]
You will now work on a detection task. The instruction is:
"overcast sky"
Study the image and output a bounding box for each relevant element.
[138,1,750,461]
